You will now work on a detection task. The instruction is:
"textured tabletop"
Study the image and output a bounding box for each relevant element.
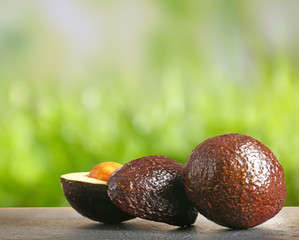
[0,207,298,240]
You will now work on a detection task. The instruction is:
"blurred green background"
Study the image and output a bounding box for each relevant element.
[0,1,298,207]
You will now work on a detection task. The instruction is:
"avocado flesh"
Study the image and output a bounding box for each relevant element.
[107,156,198,227]
[61,172,135,223]
[184,133,287,229]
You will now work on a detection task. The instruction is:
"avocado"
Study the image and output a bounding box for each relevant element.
[184,133,287,229]
[61,172,135,223]
[107,155,198,226]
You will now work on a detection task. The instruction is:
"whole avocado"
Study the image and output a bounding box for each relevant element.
[184,133,287,229]
[107,155,198,226]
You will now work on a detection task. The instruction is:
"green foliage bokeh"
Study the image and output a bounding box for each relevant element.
[0,1,298,206]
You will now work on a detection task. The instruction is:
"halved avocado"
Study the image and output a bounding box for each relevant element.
[61,172,135,223]
[107,155,198,226]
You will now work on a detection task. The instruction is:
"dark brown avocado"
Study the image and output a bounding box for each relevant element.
[107,155,198,226]
[184,133,287,229]
[61,172,135,223]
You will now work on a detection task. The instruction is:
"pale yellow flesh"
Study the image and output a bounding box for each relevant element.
[61,172,107,185]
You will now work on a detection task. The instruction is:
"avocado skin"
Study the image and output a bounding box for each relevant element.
[184,133,287,229]
[107,155,198,226]
[61,178,135,223]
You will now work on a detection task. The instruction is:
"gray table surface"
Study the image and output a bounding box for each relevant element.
[0,207,298,240]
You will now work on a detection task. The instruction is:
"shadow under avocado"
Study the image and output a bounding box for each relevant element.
[58,218,296,240]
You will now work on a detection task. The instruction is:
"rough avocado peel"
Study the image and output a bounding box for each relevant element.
[184,133,287,229]
[107,155,198,226]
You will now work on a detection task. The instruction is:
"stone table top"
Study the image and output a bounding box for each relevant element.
[0,207,298,240]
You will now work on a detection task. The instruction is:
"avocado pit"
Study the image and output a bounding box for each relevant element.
[88,162,123,181]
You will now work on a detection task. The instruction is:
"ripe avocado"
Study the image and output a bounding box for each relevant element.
[184,133,287,229]
[107,155,198,226]
[61,172,135,223]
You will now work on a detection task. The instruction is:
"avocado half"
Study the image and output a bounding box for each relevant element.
[107,155,198,226]
[61,172,135,223]
[184,133,287,229]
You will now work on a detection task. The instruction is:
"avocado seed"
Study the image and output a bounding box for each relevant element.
[88,162,122,181]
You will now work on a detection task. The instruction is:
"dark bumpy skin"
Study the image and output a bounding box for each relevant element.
[107,155,198,226]
[184,133,287,229]
[61,178,135,223]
